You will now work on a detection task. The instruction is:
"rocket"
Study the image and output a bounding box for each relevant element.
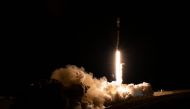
[112,17,121,79]
[116,17,120,50]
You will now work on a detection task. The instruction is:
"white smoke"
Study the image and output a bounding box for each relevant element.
[51,65,153,109]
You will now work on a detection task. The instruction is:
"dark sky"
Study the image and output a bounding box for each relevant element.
[1,1,189,95]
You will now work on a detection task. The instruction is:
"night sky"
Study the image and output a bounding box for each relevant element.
[1,1,190,95]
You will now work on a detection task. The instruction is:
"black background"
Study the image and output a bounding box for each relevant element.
[1,1,189,95]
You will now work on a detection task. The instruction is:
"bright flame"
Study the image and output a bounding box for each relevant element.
[115,50,123,84]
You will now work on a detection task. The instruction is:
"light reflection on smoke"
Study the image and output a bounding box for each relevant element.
[51,65,153,109]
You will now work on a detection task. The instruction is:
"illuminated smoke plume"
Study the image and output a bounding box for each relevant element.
[51,65,153,109]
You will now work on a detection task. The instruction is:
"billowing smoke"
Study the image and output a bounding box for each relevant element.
[51,65,153,109]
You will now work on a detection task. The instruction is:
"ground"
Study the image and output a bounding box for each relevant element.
[1,90,190,109]
[108,90,190,109]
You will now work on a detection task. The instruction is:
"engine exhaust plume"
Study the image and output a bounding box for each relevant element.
[115,50,122,84]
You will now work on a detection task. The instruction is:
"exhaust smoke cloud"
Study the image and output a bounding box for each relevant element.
[51,65,153,109]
